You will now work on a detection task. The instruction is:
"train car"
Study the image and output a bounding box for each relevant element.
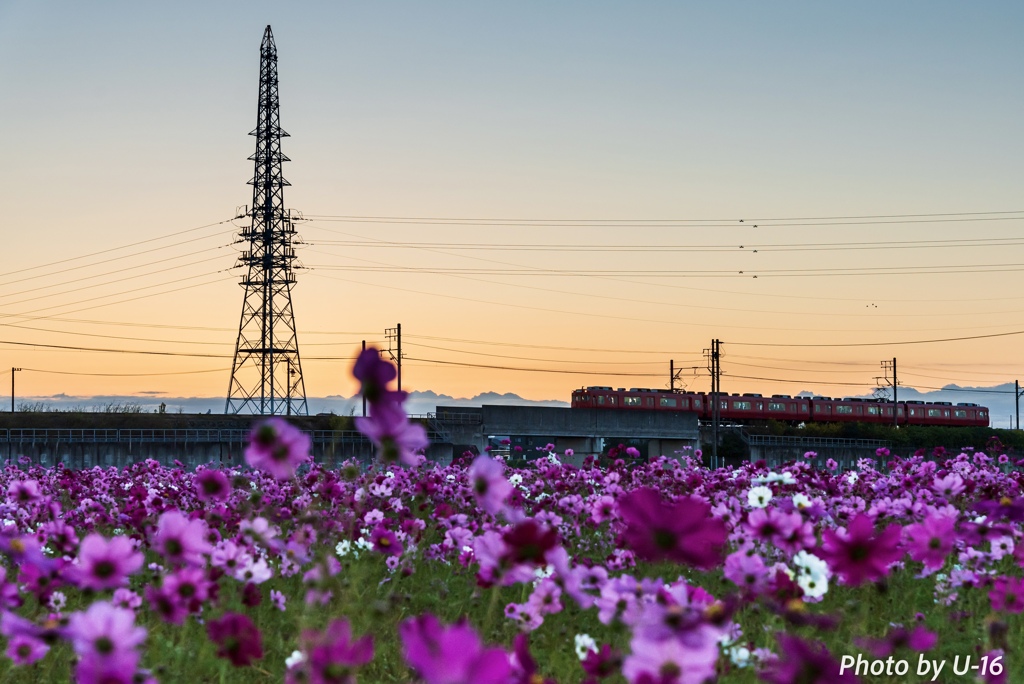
[572,386,990,428]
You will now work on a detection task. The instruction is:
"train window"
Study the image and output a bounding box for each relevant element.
[768,402,786,411]
[680,398,689,409]
[954,410,967,418]
[756,402,763,410]
[660,397,678,407]
[720,400,728,410]
[927,409,941,417]
[814,405,821,413]
[836,406,853,414]
[855,406,863,415]
[800,405,808,412]
[645,397,654,407]
[610,396,616,406]
[624,397,640,406]
[733,401,751,410]
[909,408,918,416]
[693,399,701,409]
[980,411,987,418]
[597,396,605,405]
[867,406,878,415]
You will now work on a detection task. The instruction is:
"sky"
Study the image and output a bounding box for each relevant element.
[1,2,1024,412]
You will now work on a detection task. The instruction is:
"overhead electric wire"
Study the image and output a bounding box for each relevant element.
[0,218,235,279]
[0,231,234,291]
[728,328,1024,348]
[308,236,1024,253]
[21,367,227,377]
[404,356,667,377]
[403,341,678,365]
[406,334,692,356]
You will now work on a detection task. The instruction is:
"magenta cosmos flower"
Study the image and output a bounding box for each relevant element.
[761,634,857,684]
[400,614,510,684]
[288,618,374,684]
[821,514,902,585]
[194,469,232,502]
[206,612,264,667]
[989,576,1024,614]
[73,533,144,591]
[245,417,312,480]
[902,513,955,571]
[617,488,726,569]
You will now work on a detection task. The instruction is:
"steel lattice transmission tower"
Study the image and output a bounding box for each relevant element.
[226,25,308,416]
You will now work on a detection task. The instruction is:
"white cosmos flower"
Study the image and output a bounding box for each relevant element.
[747,486,773,508]
[792,493,812,510]
[574,633,598,660]
[285,650,306,669]
[729,646,752,668]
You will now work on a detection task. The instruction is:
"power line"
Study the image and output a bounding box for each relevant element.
[2,218,234,279]
[404,341,682,365]
[21,367,227,377]
[728,328,1024,348]
[404,356,667,377]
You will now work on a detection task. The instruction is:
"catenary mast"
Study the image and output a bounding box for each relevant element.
[226,25,307,416]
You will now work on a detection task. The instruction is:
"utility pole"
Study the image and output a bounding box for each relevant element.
[704,340,721,468]
[362,340,367,417]
[11,368,20,413]
[878,358,898,427]
[1016,379,1022,430]
[670,359,674,392]
[226,25,308,416]
[385,324,403,392]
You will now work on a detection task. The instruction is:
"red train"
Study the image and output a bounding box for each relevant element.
[571,386,989,428]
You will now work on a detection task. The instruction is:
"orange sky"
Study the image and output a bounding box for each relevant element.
[2,3,1023,407]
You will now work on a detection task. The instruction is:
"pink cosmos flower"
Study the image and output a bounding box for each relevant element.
[6,479,40,504]
[245,417,312,480]
[821,514,902,585]
[75,651,141,684]
[73,533,144,591]
[153,510,212,567]
[723,550,768,593]
[469,455,513,515]
[932,473,965,498]
[370,525,403,556]
[617,488,726,569]
[399,614,510,684]
[67,601,147,662]
[6,634,48,665]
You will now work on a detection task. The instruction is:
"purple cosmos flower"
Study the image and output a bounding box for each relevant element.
[857,625,937,657]
[194,469,232,502]
[723,550,768,593]
[469,455,514,515]
[153,510,212,567]
[6,634,48,665]
[821,514,902,585]
[6,479,40,505]
[353,347,397,405]
[622,631,719,684]
[245,417,312,480]
[617,488,726,569]
[288,618,374,684]
[760,634,857,684]
[902,513,955,571]
[370,525,403,556]
[206,612,264,667]
[73,533,144,591]
[355,400,429,467]
[400,614,510,684]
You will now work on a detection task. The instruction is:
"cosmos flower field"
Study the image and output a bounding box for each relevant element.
[0,351,1023,683]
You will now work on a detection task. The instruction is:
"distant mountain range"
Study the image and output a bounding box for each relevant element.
[15,384,1023,428]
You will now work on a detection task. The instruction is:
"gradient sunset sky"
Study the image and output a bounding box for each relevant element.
[2,2,1023,406]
